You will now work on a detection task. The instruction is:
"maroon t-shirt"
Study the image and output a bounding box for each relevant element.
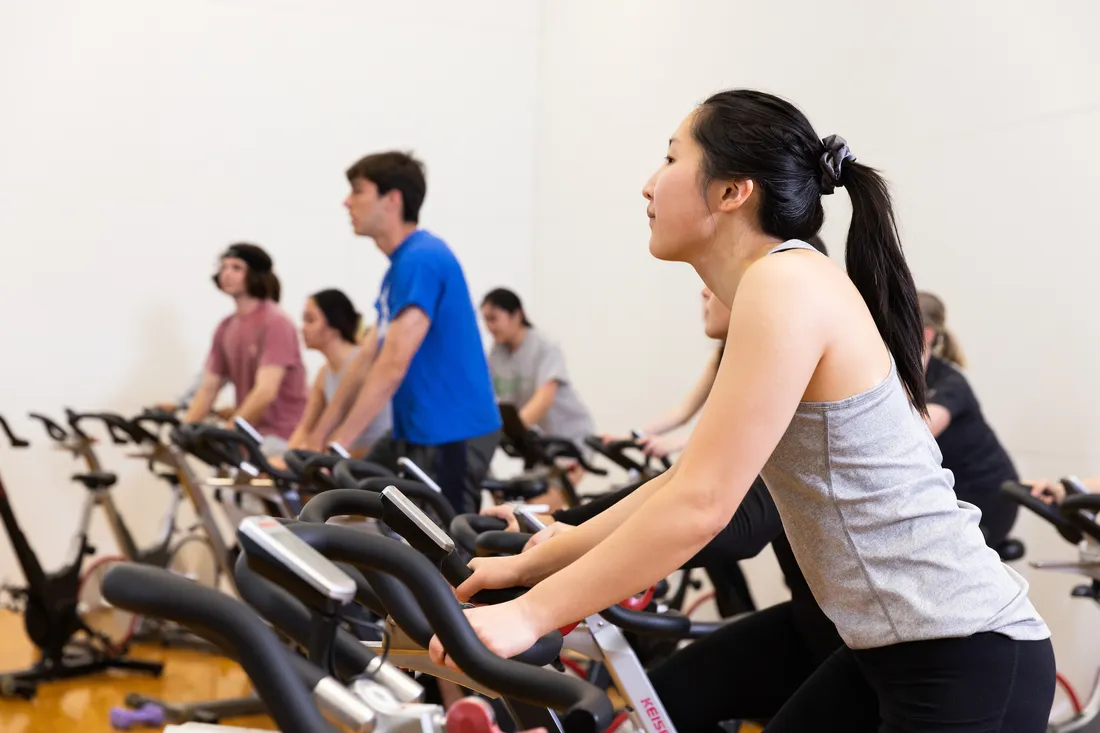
[205,300,307,440]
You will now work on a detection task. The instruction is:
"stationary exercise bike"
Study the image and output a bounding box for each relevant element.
[0,413,163,699]
[1002,480,1100,732]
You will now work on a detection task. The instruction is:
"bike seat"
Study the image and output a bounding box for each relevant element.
[71,471,118,490]
[481,471,549,501]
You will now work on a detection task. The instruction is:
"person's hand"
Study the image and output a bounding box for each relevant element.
[454,555,529,603]
[600,433,630,445]
[1029,479,1065,505]
[268,454,288,472]
[524,522,574,551]
[480,504,521,533]
[427,600,543,672]
[636,433,679,458]
[214,406,235,421]
[154,402,180,414]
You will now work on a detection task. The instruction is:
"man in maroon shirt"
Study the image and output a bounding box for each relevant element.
[184,243,308,455]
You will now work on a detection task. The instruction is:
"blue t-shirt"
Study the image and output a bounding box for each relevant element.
[375,230,501,445]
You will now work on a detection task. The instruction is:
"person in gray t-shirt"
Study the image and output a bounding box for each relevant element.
[481,288,596,459]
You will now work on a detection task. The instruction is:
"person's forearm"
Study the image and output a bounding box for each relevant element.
[519,388,555,429]
[329,362,403,448]
[641,410,687,437]
[520,476,723,633]
[184,384,218,424]
[309,373,366,447]
[517,467,676,585]
[233,388,277,428]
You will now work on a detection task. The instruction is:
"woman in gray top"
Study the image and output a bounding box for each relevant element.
[481,288,597,456]
[283,289,392,457]
[433,89,1055,731]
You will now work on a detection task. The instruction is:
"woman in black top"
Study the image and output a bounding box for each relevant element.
[920,291,1020,548]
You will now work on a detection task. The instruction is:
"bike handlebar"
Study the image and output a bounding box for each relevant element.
[28,412,68,442]
[279,522,612,731]
[1060,493,1100,543]
[583,435,671,474]
[189,425,298,484]
[1000,481,1083,545]
[65,409,157,446]
[101,564,339,733]
[0,414,30,448]
[450,514,510,555]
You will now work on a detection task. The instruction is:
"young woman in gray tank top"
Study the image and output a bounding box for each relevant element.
[431,90,1055,731]
[283,289,391,457]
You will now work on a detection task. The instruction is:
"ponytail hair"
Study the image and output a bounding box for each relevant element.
[692,89,926,414]
[481,287,532,327]
[311,288,362,344]
[918,291,967,368]
[839,160,926,413]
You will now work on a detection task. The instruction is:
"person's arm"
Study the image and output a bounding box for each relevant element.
[519,381,559,428]
[232,365,286,426]
[640,348,721,435]
[183,369,227,423]
[232,314,302,428]
[683,478,780,568]
[286,370,329,450]
[922,365,973,438]
[306,331,378,448]
[465,257,826,629]
[518,339,575,428]
[328,309,429,448]
[925,404,952,437]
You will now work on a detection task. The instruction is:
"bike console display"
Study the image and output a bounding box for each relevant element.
[238,516,357,606]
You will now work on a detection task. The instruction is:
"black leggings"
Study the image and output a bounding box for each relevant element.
[650,602,847,732]
[766,632,1056,732]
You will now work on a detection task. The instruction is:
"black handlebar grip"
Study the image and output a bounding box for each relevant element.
[101,564,340,733]
[476,531,529,557]
[29,412,68,442]
[1000,481,1082,544]
[298,488,384,524]
[599,604,691,638]
[450,514,508,555]
[1060,493,1100,543]
[282,523,583,684]
[360,477,455,527]
[0,415,30,448]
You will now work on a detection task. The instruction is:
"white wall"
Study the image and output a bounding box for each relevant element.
[0,0,536,576]
[533,0,1100,708]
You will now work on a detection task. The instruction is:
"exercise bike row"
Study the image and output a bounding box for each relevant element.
[0,409,707,732]
[5,409,1096,732]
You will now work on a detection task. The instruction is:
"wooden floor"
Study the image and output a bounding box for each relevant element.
[0,611,275,732]
[0,610,763,732]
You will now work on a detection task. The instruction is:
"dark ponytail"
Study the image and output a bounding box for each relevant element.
[311,289,362,344]
[692,89,926,414]
[481,288,532,327]
[840,162,925,412]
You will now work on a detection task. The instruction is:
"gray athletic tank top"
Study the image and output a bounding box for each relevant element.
[324,348,392,452]
[758,240,1049,649]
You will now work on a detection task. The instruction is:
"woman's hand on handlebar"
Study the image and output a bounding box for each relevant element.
[427,600,542,673]
[480,504,522,532]
[1028,479,1065,505]
[524,522,574,551]
[455,555,529,603]
[636,433,682,459]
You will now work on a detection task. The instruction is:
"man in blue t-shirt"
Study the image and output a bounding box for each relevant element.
[306,151,501,513]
